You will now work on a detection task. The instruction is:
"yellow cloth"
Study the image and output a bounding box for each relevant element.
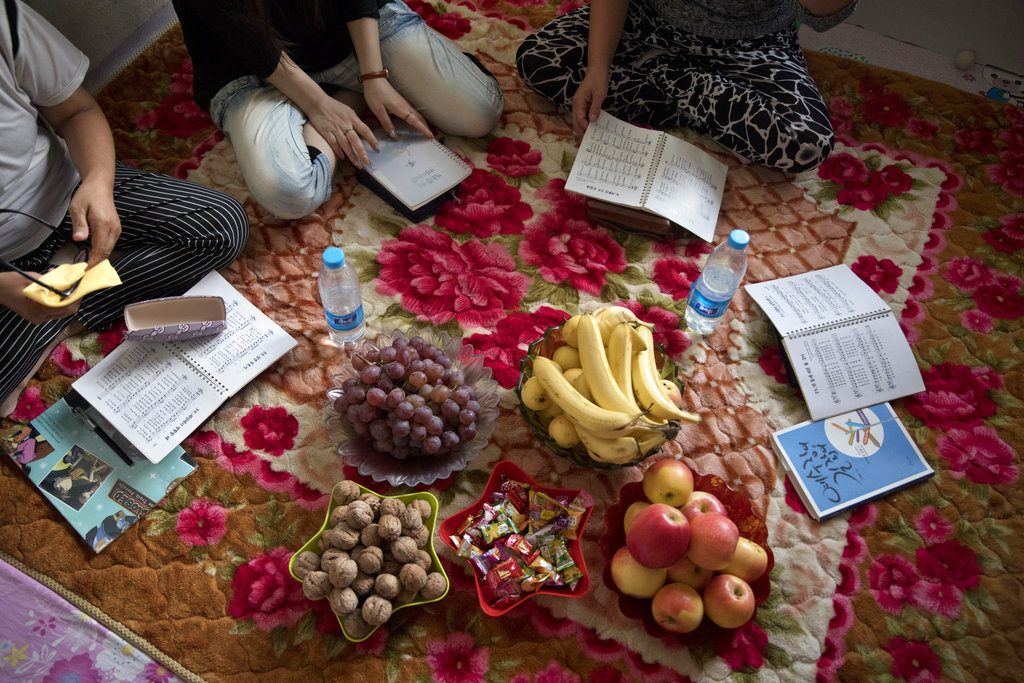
[21,260,122,307]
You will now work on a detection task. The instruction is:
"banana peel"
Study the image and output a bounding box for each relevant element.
[22,260,122,307]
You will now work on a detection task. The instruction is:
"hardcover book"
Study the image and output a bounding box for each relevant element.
[565,111,727,241]
[770,402,934,521]
[745,265,925,421]
[356,125,471,222]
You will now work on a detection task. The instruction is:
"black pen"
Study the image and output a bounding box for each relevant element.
[65,389,134,467]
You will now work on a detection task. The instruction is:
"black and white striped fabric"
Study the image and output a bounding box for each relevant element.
[516,1,835,172]
[1,162,249,405]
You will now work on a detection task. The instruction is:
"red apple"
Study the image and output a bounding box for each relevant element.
[623,501,651,533]
[642,459,694,507]
[610,547,667,598]
[703,574,755,628]
[626,503,691,568]
[651,582,704,633]
[679,491,727,521]
[665,555,713,590]
[686,513,739,571]
[722,537,769,583]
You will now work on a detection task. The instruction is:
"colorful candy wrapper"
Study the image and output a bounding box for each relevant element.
[500,477,531,513]
[529,490,568,534]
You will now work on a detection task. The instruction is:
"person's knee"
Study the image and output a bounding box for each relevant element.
[208,196,250,263]
[441,89,504,138]
[781,120,835,173]
[245,160,327,220]
[516,34,541,84]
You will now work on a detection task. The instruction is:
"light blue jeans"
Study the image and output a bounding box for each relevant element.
[211,1,503,219]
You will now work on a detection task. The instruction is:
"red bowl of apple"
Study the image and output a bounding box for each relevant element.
[598,469,773,648]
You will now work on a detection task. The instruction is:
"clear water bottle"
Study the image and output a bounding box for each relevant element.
[685,229,750,335]
[319,246,366,346]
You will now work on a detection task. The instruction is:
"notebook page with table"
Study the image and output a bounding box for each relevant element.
[73,272,297,463]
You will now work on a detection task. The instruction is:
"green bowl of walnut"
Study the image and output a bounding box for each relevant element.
[289,480,450,642]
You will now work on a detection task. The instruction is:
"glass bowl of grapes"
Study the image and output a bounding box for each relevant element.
[325,328,500,487]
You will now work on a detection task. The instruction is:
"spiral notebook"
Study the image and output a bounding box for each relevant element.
[71,271,297,463]
[356,124,471,221]
[565,110,727,241]
[746,265,925,421]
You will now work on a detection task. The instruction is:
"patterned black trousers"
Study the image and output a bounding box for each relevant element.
[516,2,835,173]
[1,163,250,406]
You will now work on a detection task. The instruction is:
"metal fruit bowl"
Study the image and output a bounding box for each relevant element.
[514,323,684,469]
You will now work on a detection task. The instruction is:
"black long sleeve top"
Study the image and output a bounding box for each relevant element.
[172,0,390,111]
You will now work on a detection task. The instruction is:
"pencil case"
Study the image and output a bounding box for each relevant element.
[123,296,227,342]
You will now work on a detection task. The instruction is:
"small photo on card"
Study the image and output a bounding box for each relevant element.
[38,445,115,511]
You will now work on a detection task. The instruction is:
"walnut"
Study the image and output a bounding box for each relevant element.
[409,498,432,522]
[379,498,405,518]
[329,505,350,527]
[350,571,374,597]
[343,612,372,639]
[378,514,402,542]
[359,492,382,515]
[391,537,417,563]
[400,507,423,533]
[420,572,448,600]
[333,480,362,505]
[322,526,359,550]
[360,523,383,548]
[412,550,432,572]
[346,502,375,529]
[399,563,428,593]
[301,571,331,601]
[328,587,358,615]
[395,588,419,604]
[326,557,358,589]
[320,549,349,567]
[292,550,321,580]
[412,525,430,549]
[374,573,401,600]
[381,560,401,576]
[361,595,393,626]
[356,546,384,575]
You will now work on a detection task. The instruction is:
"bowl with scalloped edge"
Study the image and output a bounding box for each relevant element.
[324,327,500,487]
[598,473,773,648]
[515,323,685,469]
[289,481,449,643]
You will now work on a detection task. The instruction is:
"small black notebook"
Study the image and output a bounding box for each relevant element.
[356,126,471,222]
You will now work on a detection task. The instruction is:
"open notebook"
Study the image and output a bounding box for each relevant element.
[71,271,297,463]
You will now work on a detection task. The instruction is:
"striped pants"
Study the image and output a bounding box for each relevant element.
[1,163,250,406]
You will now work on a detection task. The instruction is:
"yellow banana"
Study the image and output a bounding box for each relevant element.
[585,419,681,441]
[532,356,640,433]
[577,315,639,414]
[562,367,593,402]
[561,315,582,348]
[632,326,701,424]
[593,305,638,339]
[606,322,635,403]
[637,431,669,457]
[576,424,641,464]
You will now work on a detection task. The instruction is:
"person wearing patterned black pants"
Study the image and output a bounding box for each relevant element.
[1,1,250,415]
[516,0,858,173]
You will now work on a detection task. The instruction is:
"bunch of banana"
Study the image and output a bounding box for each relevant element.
[521,306,700,465]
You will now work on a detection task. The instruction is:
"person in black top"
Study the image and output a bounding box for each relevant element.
[173,0,504,219]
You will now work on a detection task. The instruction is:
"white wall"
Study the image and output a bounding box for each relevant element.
[850,0,1024,75]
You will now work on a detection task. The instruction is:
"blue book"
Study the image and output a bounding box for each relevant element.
[4,399,197,552]
[770,402,933,521]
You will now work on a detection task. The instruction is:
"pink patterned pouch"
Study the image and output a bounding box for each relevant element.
[123,296,227,342]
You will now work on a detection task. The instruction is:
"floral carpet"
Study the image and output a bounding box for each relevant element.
[1,2,1022,682]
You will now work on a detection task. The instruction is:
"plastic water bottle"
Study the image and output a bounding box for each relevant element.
[319,246,366,346]
[685,229,750,334]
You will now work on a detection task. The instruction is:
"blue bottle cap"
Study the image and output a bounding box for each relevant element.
[727,229,750,250]
[323,246,346,269]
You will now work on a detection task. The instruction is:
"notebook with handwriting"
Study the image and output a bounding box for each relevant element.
[565,111,727,241]
[72,271,297,463]
[746,265,925,421]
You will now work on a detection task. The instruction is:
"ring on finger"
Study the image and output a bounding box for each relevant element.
[344,128,355,134]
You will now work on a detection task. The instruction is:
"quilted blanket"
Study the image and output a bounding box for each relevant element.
[1,2,1021,681]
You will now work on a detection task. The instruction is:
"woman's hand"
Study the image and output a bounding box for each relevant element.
[572,68,609,137]
[0,272,80,324]
[68,179,121,267]
[361,79,432,140]
[306,95,379,168]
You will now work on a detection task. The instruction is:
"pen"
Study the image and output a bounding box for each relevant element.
[65,389,134,467]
